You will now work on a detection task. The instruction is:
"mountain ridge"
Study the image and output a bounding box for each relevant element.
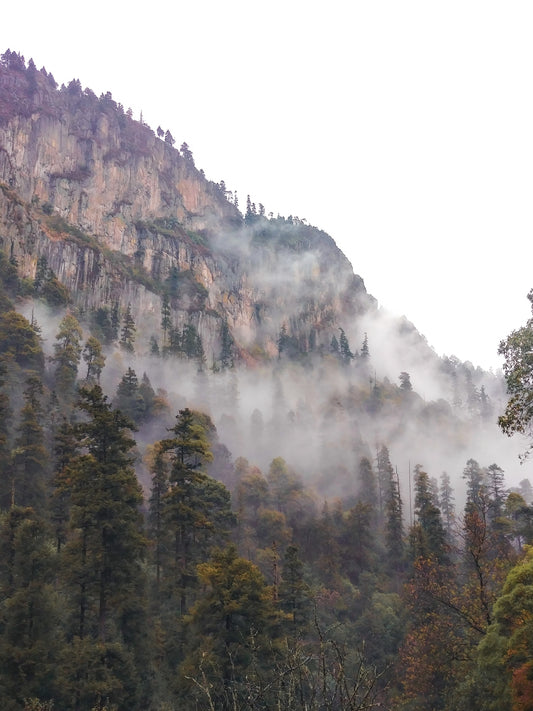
[0,52,376,367]
[0,48,522,497]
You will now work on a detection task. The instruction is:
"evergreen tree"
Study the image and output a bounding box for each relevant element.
[360,332,370,360]
[181,323,205,368]
[160,408,234,616]
[330,334,340,358]
[147,443,169,608]
[267,456,301,514]
[479,385,493,421]
[82,335,105,383]
[161,292,171,351]
[0,311,44,371]
[168,325,181,356]
[120,303,136,353]
[376,445,393,520]
[60,387,144,636]
[463,458,486,514]
[110,300,121,341]
[341,501,378,584]
[339,327,354,365]
[439,471,456,539]
[50,417,78,554]
[52,313,82,399]
[277,323,299,360]
[399,371,413,391]
[165,266,180,298]
[464,369,480,417]
[57,385,147,708]
[219,319,234,369]
[179,545,280,708]
[139,372,157,416]
[412,465,448,564]
[0,507,63,707]
[33,255,49,294]
[114,367,145,424]
[92,306,115,345]
[358,456,378,510]
[486,463,507,520]
[149,335,160,356]
[377,446,404,571]
[385,469,404,572]
[11,375,49,513]
[180,142,194,163]
[315,501,343,586]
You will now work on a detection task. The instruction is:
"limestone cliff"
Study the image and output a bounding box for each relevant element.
[0,55,374,362]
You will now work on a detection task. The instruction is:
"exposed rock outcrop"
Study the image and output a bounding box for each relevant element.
[0,56,374,363]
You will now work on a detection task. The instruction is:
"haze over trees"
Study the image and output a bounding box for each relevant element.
[0,50,532,710]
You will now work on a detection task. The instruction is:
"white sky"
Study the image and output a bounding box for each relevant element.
[3,1,533,371]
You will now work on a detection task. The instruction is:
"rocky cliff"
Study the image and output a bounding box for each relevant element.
[0,54,374,363]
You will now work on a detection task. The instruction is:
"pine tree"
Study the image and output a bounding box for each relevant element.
[82,335,105,383]
[147,443,169,608]
[0,311,44,371]
[342,501,378,584]
[358,456,378,510]
[439,471,456,539]
[179,545,280,708]
[139,372,157,416]
[50,417,78,554]
[339,328,354,365]
[360,332,370,360]
[330,334,340,358]
[11,374,49,513]
[92,306,115,345]
[463,458,486,514]
[33,255,48,294]
[412,465,448,564]
[160,408,233,616]
[219,319,234,369]
[120,303,136,353]
[181,323,205,368]
[479,385,493,421]
[114,367,145,424]
[399,371,413,391]
[180,142,193,163]
[0,507,63,706]
[385,470,404,571]
[161,292,171,351]
[376,445,392,521]
[149,335,160,356]
[110,300,121,341]
[52,313,82,399]
[61,385,145,643]
[377,446,404,571]
[486,463,507,520]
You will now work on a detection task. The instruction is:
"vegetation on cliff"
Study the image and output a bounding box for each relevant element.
[0,49,532,711]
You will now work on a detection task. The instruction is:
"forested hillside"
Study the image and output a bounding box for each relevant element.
[0,49,532,711]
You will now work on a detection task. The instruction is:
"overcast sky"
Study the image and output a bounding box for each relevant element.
[3,1,533,371]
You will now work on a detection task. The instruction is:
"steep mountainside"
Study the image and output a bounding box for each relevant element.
[1,50,533,711]
[0,57,372,362]
[0,51,523,498]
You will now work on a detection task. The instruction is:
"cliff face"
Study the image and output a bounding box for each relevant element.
[0,58,374,362]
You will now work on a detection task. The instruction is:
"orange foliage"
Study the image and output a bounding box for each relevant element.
[512,662,533,711]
